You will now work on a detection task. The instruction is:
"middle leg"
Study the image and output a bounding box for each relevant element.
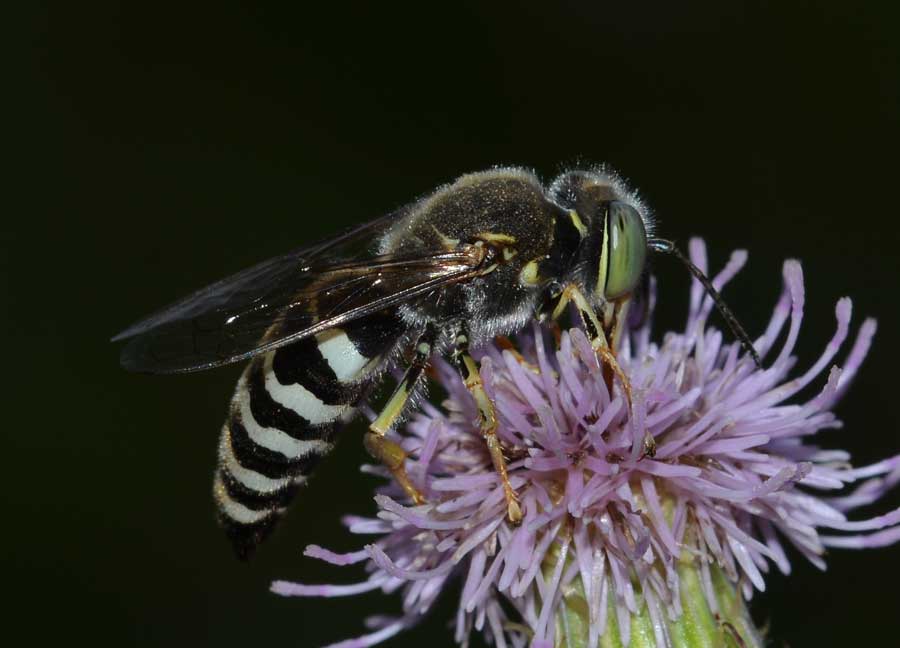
[450,326,523,524]
[551,283,633,407]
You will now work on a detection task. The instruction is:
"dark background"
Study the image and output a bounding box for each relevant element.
[11,2,900,646]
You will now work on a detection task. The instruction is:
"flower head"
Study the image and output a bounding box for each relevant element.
[273,240,900,648]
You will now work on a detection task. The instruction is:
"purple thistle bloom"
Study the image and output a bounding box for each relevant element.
[273,239,900,648]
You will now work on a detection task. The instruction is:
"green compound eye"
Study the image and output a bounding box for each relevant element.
[602,201,647,300]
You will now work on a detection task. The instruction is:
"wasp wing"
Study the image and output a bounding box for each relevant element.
[114,213,483,374]
[113,211,401,343]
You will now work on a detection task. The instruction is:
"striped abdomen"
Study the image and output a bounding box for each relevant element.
[213,313,404,559]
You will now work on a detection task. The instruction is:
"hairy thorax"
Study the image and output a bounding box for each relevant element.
[379,169,565,346]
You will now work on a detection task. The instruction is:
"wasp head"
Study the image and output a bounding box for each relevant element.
[549,169,651,306]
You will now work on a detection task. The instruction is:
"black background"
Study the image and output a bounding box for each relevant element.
[11,2,900,646]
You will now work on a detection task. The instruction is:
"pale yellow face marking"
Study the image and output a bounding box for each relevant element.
[502,247,518,261]
[595,210,610,298]
[569,210,588,238]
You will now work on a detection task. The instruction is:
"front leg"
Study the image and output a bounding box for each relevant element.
[551,283,633,408]
[450,326,523,524]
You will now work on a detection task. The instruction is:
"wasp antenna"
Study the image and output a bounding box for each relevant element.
[649,238,762,368]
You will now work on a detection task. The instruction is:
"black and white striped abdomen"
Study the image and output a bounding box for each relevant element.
[213,313,404,559]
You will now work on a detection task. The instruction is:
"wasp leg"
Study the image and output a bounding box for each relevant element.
[551,284,633,408]
[451,328,523,524]
[496,336,540,374]
[365,328,435,505]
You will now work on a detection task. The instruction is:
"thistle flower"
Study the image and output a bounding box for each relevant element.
[273,239,900,648]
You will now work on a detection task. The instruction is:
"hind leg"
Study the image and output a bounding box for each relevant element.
[365,328,435,504]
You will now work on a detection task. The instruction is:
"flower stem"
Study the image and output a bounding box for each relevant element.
[554,553,763,648]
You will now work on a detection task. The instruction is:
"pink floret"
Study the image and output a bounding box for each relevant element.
[275,239,899,648]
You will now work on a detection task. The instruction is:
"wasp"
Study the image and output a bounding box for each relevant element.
[114,167,757,559]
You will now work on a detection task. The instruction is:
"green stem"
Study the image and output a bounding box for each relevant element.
[552,554,763,648]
